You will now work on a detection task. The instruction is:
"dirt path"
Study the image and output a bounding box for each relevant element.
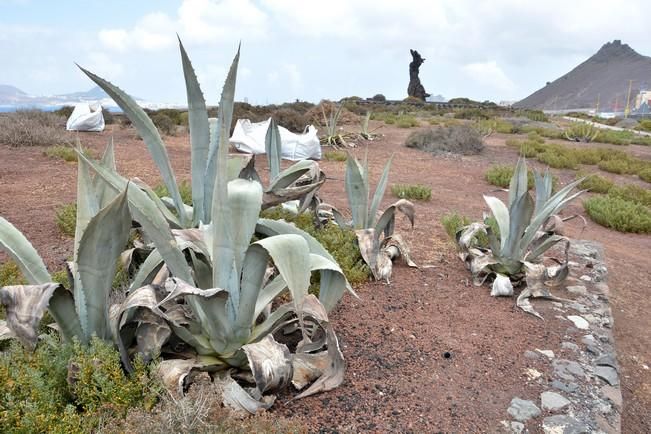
[0,125,649,432]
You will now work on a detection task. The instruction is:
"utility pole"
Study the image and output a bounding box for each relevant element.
[624,79,633,118]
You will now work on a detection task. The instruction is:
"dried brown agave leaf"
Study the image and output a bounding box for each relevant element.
[242,334,293,395]
[0,283,64,349]
[216,373,275,415]
[157,359,206,397]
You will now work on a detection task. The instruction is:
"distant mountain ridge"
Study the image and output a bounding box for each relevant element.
[0,85,177,110]
[515,40,651,111]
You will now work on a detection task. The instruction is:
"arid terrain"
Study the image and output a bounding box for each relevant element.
[0,121,649,432]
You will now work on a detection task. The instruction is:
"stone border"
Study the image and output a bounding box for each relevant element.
[501,240,622,434]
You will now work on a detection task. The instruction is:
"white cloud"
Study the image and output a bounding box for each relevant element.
[462,61,515,93]
[85,52,125,78]
[98,29,129,51]
[178,0,268,43]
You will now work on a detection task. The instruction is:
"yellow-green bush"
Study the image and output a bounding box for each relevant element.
[584,195,651,233]
[608,184,651,207]
[323,150,347,161]
[485,165,534,189]
[0,335,160,433]
[0,261,27,287]
[577,172,615,194]
[537,150,578,169]
[396,115,419,128]
[56,202,77,237]
[598,159,632,175]
[260,208,370,290]
[391,183,432,201]
[639,168,651,183]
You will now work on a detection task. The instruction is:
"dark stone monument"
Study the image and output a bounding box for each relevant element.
[407,49,430,101]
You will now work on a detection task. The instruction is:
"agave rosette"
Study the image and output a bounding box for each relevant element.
[321,152,417,282]
[456,157,585,317]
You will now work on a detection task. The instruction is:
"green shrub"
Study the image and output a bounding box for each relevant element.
[572,148,603,165]
[440,212,496,248]
[598,159,632,174]
[608,184,651,207]
[56,202,77,237]
[384,116,396,125]
[638,119,651,132]
[523,110,548,122]
[577,172,615,194]
[630,135,651,146]
[405,125,484,155]
[527,132,545,144]
[485,165,534,189]
[441,212,471,240]
[260,208,370,290]
[584,195,651,233]
[153,180,192,205]
[537,150,577,169]
[371,93,386,102]
[639,168,651,183]
[0,335,160,433]
[453,108,491,120]
[323,150,347,161]
[396,115,419,128]
[53,106,75,118]
[478,119,513,134]
[391,184,432,201]
[521,126,563,139]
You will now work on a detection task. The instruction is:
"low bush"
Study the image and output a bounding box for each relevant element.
[271,108,308,133]
[371,93,386,102]
[391,184,432,201]
[577,172,615,194]
[396,115,419,128]
[55,202,77,237]
[44,145,76,162]
[102,108,115,125]
[260,208,370,290]
[405,125,484,155]
[608,184,651,207]
[523,110,548,122]
[150,112,176,136]
[520,125,564,139]
[441,212,471,240]
[453,108,491,120]
[0,335,160,433]
[53,106,75,118]
[537,150,577,169]
[639,168,651,183]
[527,132,545,144]
[584,194,651,233]
[0,110,72,147]
[440,212,496,248]
[638,119,651,132]
[323,150,347,161]
[485,165,534,189]
[598,159,632,175]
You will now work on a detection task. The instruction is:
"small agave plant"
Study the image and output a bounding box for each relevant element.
[456,157,585,317]
[78,37,324,230]
[321,153,416,282]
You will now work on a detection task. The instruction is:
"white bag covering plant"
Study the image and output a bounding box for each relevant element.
[320,152,417,282]
[78,38,325,230]
[455,157,585,318]
[76,43,352,412]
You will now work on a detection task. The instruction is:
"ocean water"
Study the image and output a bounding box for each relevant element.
[0,105,122,113]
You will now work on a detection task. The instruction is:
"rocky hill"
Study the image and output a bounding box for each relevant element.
[515,40,651,110]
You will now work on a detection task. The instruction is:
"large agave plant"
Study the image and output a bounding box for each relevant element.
[103,49,351,412]
[321,153,416,282]
[78,38,324,229]
[456,158,585,317]
[0,145,132,349]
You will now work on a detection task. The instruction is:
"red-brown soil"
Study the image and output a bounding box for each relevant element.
[0,123,649,432]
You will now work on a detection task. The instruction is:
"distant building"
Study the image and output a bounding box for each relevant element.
[499,100,516,107]
[634,90,651,110]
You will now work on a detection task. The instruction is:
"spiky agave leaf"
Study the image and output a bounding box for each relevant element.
[77,65,189,226]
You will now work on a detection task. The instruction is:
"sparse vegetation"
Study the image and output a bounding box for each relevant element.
[405,125,484,155]
[150,112,177,136]
[639,168,651,183]
[0,335,160,433]
[153,180,193,205]
[391,183,432,201]
[44,145,77,161]
[396,115,419,128]
[0,110,72,147]
[536,150,578,169]
[577,172,615,194]
[0,260,27,287]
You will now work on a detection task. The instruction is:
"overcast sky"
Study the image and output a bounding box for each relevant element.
[2,0,651,105]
